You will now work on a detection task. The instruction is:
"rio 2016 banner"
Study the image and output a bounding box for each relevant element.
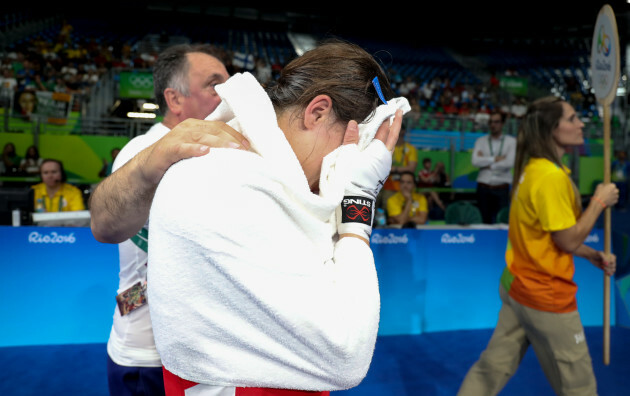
[370,227,611,336]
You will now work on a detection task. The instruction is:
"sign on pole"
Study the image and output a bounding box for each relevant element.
[590,3,619,366]
[591,5,620,106]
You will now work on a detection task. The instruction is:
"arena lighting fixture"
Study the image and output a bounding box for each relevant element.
[142,103,159,110]
[127,112,156,119]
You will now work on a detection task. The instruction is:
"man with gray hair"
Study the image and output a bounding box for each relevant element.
[92,43,248,396]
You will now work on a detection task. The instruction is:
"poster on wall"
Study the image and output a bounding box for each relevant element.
[34,91,73,125]
[13,90,37,119]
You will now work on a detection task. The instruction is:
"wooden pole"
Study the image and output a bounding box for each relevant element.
[603,104,611,366]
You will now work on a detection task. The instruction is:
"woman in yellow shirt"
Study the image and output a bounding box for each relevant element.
[32,159,85,212]
[458,96,619,395]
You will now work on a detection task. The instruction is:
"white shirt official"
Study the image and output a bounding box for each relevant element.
[471,133,516,186]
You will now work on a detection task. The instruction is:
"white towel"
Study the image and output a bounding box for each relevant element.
[148,72,409,390]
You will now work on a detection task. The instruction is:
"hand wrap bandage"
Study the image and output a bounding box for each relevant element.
[336,139,392,240]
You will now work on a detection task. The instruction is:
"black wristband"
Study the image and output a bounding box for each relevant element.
[340,196,374,225]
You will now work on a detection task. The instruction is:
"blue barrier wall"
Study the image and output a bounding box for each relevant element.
[0,226,615,346]
[0,226,118,347]
[371,227,611,335]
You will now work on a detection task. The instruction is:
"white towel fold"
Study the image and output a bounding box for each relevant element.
[207,72,410,226]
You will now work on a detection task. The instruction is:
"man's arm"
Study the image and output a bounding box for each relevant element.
[471,137,494,168]
[490,136,516,171]
[392,160,417,174]
[409,210,428,225]
[90,119,249,243]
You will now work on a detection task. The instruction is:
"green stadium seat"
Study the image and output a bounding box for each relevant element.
[496,206,510,224]
[445,201,483,225]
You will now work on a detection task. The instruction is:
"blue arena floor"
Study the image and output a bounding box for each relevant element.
[1,326,628,396]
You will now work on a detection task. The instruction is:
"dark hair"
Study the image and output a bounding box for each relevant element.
[153,43,228,115]
[399,170,416,183]
[40,158,67,183]
[423,157,431,165]
[25,145,39,160]
[489,110,506,123]
[266,39,393,126]
[512,96,565,191]
[3,142,16,155]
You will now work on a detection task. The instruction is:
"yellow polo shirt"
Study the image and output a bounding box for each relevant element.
[502,158,581,313]
[32,183,86,212]
[387,191,428,218]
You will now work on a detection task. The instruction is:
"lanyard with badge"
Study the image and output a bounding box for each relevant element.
[488,136,505,157]
[37,195,65,212]
[115,227,149,316]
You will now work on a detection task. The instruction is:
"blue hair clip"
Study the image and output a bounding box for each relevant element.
[372,76,388,105]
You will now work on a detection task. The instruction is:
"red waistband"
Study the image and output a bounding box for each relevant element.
[163,366,330,396]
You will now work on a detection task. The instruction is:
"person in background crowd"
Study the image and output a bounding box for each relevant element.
[387,170,428,227]
[417,157,435,187]
[458,96,619,396]
[471,110,516,223]
[1,142,21,175]
[20,145,44,175]
[416,157,446,219]
[32,158,85,212]
[377,126,417,210]
[98,147,120,178]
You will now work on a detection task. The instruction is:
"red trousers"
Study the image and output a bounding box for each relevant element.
[163,367,330,396]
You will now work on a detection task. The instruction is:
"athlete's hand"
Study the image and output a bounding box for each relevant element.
[336,110,403,242]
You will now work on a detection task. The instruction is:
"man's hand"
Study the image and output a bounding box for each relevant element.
[140,119,250,185]
[90,120,249,244]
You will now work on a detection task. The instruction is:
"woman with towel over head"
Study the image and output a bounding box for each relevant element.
[147,39,410,395]
[458,96,619,395]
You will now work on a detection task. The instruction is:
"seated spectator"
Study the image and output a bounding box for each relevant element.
[1,142,21,175]
[254,57,272,86]
[387,171,428,228]
[0,69,18,100]
[417,157,435,187]
[32,159,85,212]
[510,96,528,119]
[433,161,450,188]
[417,158,447,219]
[98,147,120,178]
[378,126,417,209]
[20,145,44,175]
